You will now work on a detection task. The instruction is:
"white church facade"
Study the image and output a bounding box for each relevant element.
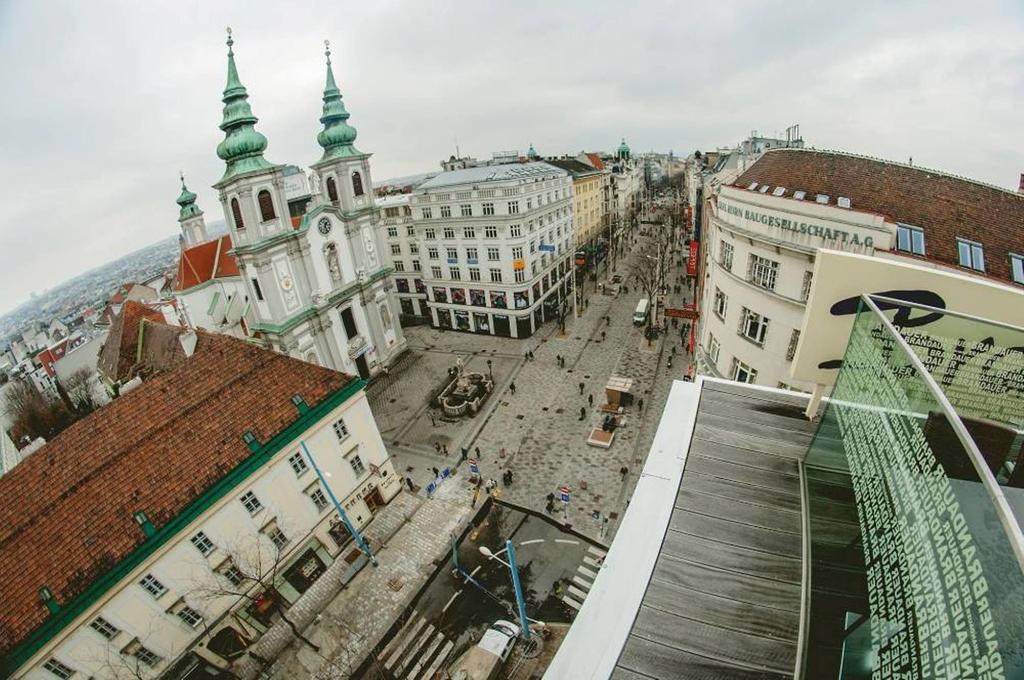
[172,33,405,379]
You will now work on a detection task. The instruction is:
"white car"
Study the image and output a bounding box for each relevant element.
[477,620,520,662]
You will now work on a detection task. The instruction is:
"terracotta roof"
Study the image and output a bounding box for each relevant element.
[733,149,1024,283]
[96,301,173,385]
[36,340,70,377]
[0,328,353,661]
[173,235,241,292]
[584,153,605,170]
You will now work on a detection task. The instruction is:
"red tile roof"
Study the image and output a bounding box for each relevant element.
[0,328,354,660]
[36,340,70,377]
[173,235,241,292]
[584,153,605,170]
[96,301,169,385]
[733,149,1024,284]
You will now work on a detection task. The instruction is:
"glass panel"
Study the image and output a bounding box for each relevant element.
[911,229,925,255]
[897,227,910,252]
[958,239,972,266]
[803,298,1024,678]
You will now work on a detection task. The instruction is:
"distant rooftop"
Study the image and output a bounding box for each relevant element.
[416,162,567,191]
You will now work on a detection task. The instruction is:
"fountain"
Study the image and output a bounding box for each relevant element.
[434,357,495,418]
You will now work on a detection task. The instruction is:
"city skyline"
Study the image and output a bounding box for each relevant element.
[1,0,1023,316]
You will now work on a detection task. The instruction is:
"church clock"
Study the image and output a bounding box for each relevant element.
[317,217,332,236]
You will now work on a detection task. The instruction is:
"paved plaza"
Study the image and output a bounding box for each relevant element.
[368,224,695,543]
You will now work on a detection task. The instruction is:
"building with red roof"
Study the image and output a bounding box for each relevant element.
[0,325,401,678]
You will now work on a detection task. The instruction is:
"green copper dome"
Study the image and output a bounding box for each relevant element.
[216,29,274,182]
[617,138,631,159]
[176,174,203,221]
[317,41,361,160]
[527,143,538,159]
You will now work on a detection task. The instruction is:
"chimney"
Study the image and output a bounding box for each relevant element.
[179,329,197,358]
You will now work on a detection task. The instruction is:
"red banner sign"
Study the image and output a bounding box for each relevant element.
[664,307,699,320]
[687,241,699,277]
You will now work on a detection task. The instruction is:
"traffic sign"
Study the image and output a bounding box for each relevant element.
[559,485,570,503]
[538,243,556,252]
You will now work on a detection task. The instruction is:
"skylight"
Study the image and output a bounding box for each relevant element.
[794,191,806,200]
[816,194,830,204]
[772,187,786,197]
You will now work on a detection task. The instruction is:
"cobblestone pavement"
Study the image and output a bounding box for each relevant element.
[369,222,694,544]
[261,479,474,679]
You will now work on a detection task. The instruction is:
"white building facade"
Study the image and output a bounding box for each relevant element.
[410,163,575,338]
[9,347,401,679]
[377,194,429,320]
[190,35,405,379]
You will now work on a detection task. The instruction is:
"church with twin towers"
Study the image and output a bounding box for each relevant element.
[171,30,406,379]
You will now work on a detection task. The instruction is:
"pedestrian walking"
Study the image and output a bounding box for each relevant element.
[434,442,442,454]
[509,381,516,395]
[579,381,585,394]
[579,406,587,421]
[588,393,594,407]
[460,447,468,462]
[545,499,554,514]
[525,350,530,362]
[620,465,629,480]
[475,446,481,458]
[638,398,644,412]
[601,331,606,342]
[429,413,437,427]
[442,444,449,456]
[432,466,440,478]
[556,354,561,366]
[405,476,415,491]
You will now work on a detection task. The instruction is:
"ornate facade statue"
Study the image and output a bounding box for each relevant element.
[323,242,342,282]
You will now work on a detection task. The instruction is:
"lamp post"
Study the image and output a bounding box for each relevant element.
[479,541,531,640]
[301,441,377,567]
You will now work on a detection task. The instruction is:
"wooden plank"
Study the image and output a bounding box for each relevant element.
[653,545,801,611]
[670,510,802,558]
[701,381,810,410]
[698,389,820,433]
[689,437,800,475]
[659,530,802,586]
[616,634,792,680]
[676,487,801,536]
[692,423,809,460]
[630,604,796,674]
[643,578,799,642]
[685,456,800,497]
[682,471,801,512]
[696,411,816,447]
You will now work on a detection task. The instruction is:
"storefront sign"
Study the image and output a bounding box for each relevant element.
[687,241,699,277]
[719,199,876,248]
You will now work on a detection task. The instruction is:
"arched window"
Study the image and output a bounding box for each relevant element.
[257,190,276,221]
[326,177,339,203]
[352,172,364,197]
[231,198,245,230]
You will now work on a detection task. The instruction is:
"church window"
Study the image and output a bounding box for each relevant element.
[231,198,245,230]
[352,172,365,197]
[257,190,276,221]
[251,277,264,301]
[326,177,339,203]
[340,307,359,338]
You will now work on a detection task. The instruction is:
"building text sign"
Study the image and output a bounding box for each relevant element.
[718,198,877,248]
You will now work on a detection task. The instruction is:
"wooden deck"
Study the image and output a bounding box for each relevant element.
[612,381,809,680]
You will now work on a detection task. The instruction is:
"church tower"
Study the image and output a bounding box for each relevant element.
[176,173,208,247]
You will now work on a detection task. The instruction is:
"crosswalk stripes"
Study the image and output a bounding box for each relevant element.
[376,610,455,680]
[562,544,606,611]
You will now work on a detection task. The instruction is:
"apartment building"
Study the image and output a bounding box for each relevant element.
[409,163,575,338]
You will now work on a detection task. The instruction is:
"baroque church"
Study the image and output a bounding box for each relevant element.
[171,31,405,379]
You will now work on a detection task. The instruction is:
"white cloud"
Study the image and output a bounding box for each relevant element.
[0,0,1022,314]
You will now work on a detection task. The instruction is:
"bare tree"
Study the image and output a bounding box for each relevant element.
[633,231,672,342]
[5,378,73,445]
[189,531,321,655]
[63,368,99,415]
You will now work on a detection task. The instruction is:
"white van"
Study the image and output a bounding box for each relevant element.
[633,298,650,325]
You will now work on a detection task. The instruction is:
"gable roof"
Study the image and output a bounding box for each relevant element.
[96,301,173,385]
[173,235,240,292]
[0,328,354,664]
[545,159,604,179]
[583,153,605,170]
[733,148,1024,283]
[36,340,70,377]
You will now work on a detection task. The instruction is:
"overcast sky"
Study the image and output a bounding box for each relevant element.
[1,0,1022,315]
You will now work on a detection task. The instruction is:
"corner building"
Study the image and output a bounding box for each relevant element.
[210,36,405,379]
[410,163,575,338]
[696,148,1024,391]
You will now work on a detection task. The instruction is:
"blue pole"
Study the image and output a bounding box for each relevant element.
[505,539,531,640]
[301,441,377,566]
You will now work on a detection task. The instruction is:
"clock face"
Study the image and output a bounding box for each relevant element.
[317,217,332,236]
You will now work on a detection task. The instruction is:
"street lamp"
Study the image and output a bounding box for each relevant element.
[479,540,531,640]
